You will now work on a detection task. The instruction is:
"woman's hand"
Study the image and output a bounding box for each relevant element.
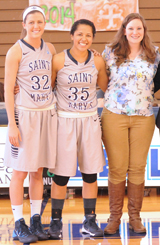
[14,85,20,95]
[90,49,101,56]
[8,123,22,147]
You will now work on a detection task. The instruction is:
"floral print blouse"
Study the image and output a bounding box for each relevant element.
[102,45,160,116]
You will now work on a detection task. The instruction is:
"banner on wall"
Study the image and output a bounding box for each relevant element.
[29,0,139,31]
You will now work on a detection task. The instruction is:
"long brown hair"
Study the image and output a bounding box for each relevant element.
[109,13,156,66]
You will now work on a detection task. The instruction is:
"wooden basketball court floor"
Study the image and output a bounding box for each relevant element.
[0,188,160,245]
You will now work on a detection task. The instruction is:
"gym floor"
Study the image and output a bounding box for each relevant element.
[0,187,160,245]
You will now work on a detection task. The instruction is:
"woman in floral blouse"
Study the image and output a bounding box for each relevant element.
[101,13,160,235]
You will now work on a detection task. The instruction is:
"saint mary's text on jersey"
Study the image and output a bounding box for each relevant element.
[68,73,93,84]
[29,59,50,72]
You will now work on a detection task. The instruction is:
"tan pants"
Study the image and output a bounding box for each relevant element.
[101,107,155,185]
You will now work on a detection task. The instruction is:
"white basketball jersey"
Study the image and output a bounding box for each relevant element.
[55,49,98,112]
[15,39,56,109]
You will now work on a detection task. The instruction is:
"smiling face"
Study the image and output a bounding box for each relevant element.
[71,24,93,51]
[22,12,46,39]
[124,18,144,46]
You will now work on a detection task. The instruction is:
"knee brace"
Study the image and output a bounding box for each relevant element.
[82,173,97,183]
[53,175,70,186]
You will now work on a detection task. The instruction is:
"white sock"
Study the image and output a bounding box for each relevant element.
[11,204,23,222]
[30,199,42,217]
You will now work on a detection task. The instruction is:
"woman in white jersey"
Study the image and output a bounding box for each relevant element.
[48,19,108,239]
[4,5,57,243]
[101,13,160,235]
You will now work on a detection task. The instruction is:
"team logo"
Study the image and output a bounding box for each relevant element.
[31,6,37,10]
[23,52,29,55]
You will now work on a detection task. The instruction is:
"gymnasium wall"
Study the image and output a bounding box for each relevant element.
[0,0,160,86]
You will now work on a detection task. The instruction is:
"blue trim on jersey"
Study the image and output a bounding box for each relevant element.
[85,50,91,65]
[67,49,91,65]
[21,39,43,51]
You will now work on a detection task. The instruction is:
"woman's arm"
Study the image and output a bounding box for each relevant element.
[4,43,22,147]
[46,42,57,89]
[154,62,160,93]
[46,42,57,56]
[51,52,65,88]
[94,56,108,92]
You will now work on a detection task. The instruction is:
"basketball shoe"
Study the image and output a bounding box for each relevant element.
[12,218,38,243]
[82,214,103,237]
[48,218,63,239]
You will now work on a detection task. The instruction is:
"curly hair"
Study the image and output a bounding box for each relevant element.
[109,13,156,66]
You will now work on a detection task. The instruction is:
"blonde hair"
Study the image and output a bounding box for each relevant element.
[109,13,156,66]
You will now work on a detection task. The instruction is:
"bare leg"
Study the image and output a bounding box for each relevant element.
[82,180,98,198]
[29,168,43,200]
[9,170,28,205]
[51,181,67,199]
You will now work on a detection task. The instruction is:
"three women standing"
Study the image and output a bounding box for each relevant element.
[4,4,160,242]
